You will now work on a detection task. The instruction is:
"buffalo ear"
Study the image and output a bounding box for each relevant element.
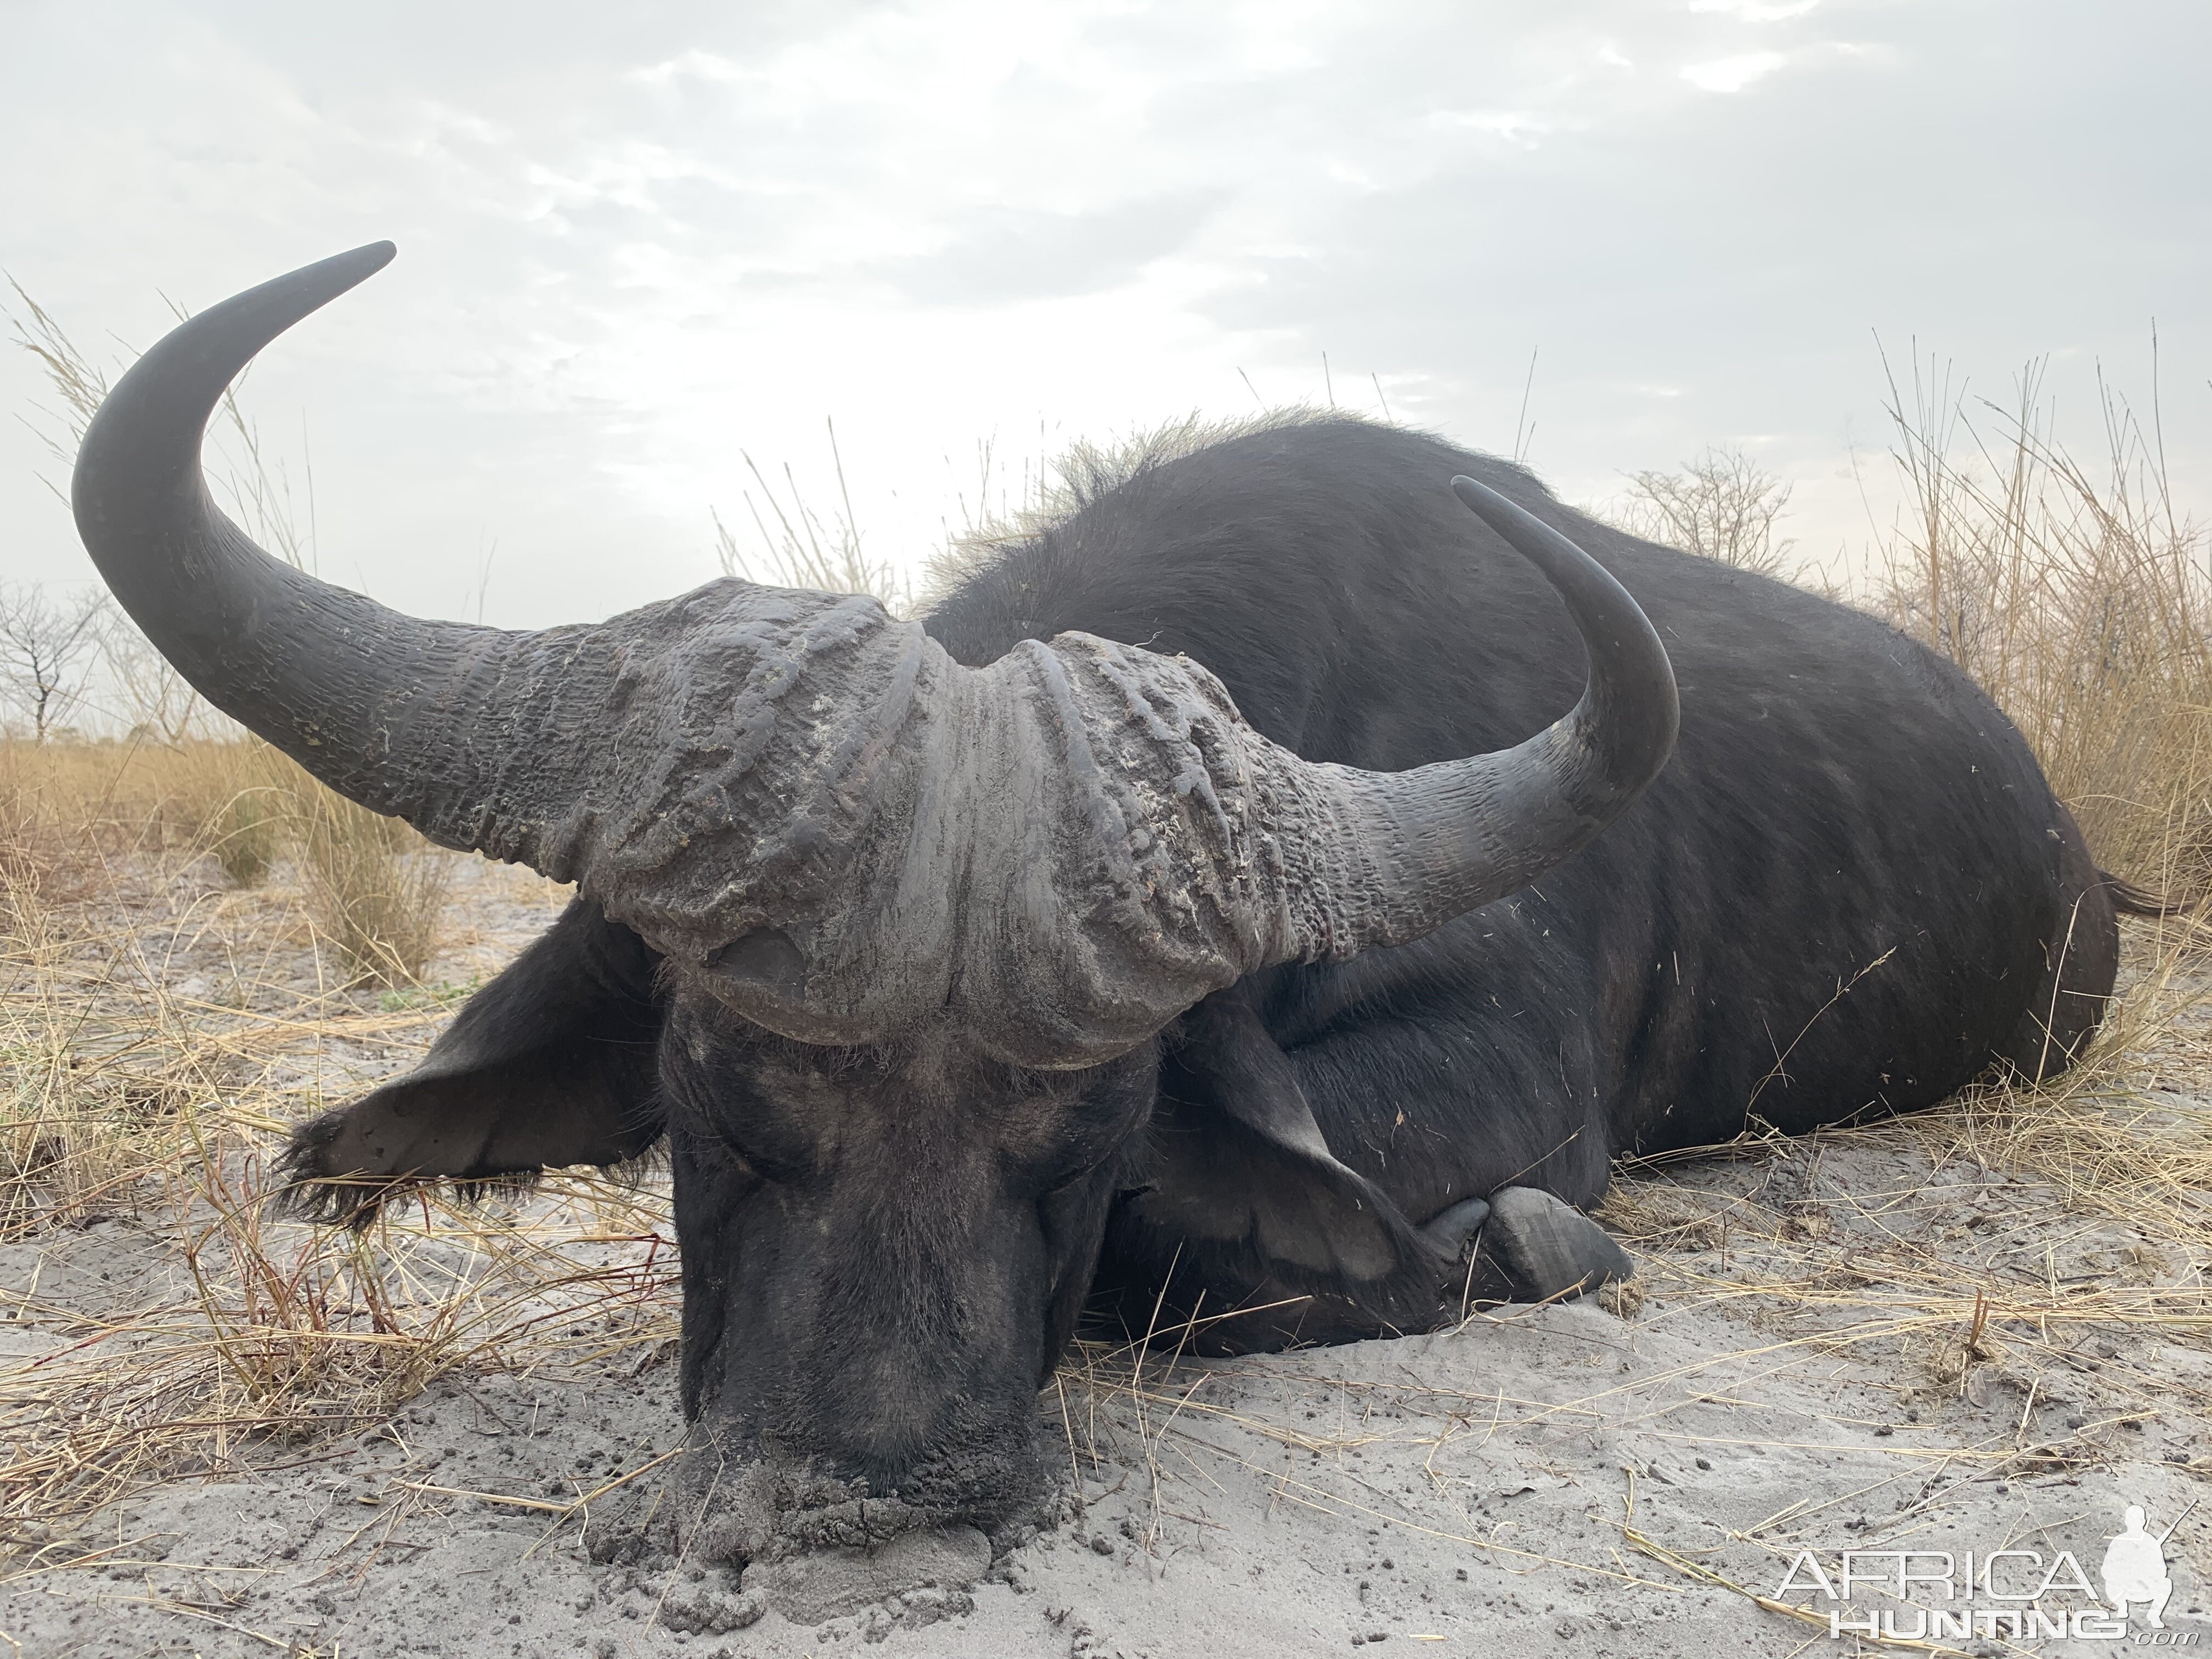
[1125,984,1447,1328]
[282,898,665,1220]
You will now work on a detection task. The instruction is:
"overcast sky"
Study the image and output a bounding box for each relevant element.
[5,0,2207,628]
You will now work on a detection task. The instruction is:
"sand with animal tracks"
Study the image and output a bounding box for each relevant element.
[4,855,2210,1658]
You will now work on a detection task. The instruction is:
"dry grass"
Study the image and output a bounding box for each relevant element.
[1613,444,1798,577]
[0,735,448,984]
[1870,354,2212,899]
[289,783,450,988]
[169,741,287,889]
[713,419,914,614]
[3,1165,676,1547]
[0,839,671,1550]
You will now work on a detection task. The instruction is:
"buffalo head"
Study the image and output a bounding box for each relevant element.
[72,245,1677,1561]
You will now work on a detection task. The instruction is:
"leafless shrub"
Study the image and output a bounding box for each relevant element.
[0,584,108,741]
[1609,445,1798,577]
[98,614,215,746]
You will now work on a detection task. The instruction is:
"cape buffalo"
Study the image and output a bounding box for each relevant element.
[73,245,2130,1566]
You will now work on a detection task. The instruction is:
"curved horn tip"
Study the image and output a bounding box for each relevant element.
[210,241,399,325]
[1444,466,1680,787]
[334,239,399,274]
[1448,472,1533,530]
[289,240,399,297]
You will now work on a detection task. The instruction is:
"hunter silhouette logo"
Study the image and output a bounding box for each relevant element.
[1774,1497,2199,1643]
[2105,1502,2193,1629]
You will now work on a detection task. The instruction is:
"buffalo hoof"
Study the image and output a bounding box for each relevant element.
[1473,1186,1633,1305]
[1420,1195,1492,1255]
[1434,1186,1632,1313]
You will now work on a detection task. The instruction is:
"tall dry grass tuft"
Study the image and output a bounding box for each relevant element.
[1871,353,2212,900]
[713,418,913,612]
[0,741,45,905]
[161,738,286,887]
[0,861,238,1240]
[285,766,449,988]
[0,735,199,904]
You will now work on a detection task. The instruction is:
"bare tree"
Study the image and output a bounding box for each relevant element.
[100,613,219,744]
[0,584,109,740]
[1612,446,1797,577]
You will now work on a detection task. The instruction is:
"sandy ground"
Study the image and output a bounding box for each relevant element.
[4,855,2209,1658]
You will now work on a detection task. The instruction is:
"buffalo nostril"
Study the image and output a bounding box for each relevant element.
[708,927,806,996]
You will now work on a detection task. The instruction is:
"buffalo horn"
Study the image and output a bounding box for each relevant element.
[1247,475,1679,962]
[71,245,1677,1065]
[70,244,891,889]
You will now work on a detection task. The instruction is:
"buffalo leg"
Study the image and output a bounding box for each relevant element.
[280,899,664,1221]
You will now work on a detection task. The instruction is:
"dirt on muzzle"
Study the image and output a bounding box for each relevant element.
[583,1425,1052,1572]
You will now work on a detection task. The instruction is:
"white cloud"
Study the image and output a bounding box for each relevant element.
[1680,50,1788,92]
[1425,109,1552,149]
[1,0,2204,625]
[1689,0,1819,18]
